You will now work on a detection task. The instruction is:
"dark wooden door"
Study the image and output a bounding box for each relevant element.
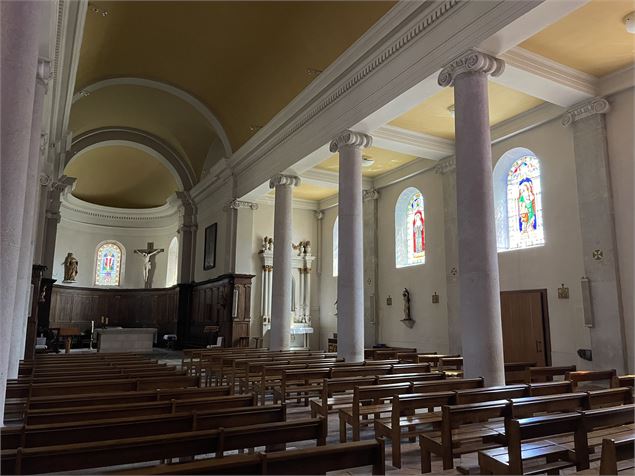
[500,289,551,366]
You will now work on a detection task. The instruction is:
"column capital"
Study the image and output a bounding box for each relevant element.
[50,175,76,193]
[362,188,380,201]
[314,210,324,220]
[228,199,259,210]
[434,156,456,175]
[561,97,610,127]
[269,174,301,189]
[329,130,373,153]
[438,49,505,87]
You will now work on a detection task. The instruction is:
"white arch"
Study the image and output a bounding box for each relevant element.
[165,236,179,287]
[72,77,232,158]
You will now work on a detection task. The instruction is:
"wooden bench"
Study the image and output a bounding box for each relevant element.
[411,377,485,394]
[478,412,584,474]
[3,403,285,449]
[419,399,509,472]
[598,435,635,474]
[528,380,573,396]
[375,391,455,468]
[504,361,536,384]
[439,356,464,378]
[453,384,528,404]
[110,439,386,475]
[1,418,328,474]
[567,370,618,391]
[612,375,634,390]
[272,368,331,405]
[588,387,634,409]
[525,365,576,383]
[24,393,257,425]
[310,375,377,420]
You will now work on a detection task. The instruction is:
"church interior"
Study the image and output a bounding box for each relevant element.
[1,0,634,474]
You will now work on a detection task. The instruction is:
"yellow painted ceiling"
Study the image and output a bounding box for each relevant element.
[520,0,635,77]
[65,145,178,208]
[293,183,338,201]
[77,1,395,151]
[316,147,420,177]
[389,83,544,139]
[70,85,217,177]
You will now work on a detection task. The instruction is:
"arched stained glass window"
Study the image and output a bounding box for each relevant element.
[94,242,123,286]
[332,217,338,277]
[395,187,425,268]
[165,236,179,287]
[494,148,545,251]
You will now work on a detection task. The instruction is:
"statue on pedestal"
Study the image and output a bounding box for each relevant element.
[62,253,78,282]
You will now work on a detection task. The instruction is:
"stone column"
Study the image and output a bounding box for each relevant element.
[330,131,372,362]
[363,188,380,347]
[174,191,197,284]
[435,156,461,354]
[1,0,45,425]
[438,50,505,385]
[269,174,300,351]
[8,59,51,378]
[40,175,76,278]
[562,97,628,373]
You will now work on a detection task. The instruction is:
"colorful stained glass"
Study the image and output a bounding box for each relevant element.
[95,242,123,286]
[507,156,544,249]
[396,187,425,268]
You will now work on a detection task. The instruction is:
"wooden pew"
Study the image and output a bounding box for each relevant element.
[24,393,257,425]
[599,436,635,475]
[588,387,634,409]
[525,365,576,383]
[411,377,484,393]
[504,361,536,384]
[12,367,181,384]
[453,384,528,404]
[272,368,331,405]
[6,375,200,399]
[375,391,455,468]
[111,439,386,475]
[439,356,463,378]
[1,418,328,475]
[567,370,618,390]
[528,380,574,396]
[3,403,285,449]
[612,375,634,390]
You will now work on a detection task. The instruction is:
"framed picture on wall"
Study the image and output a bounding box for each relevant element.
[203,223,217,270]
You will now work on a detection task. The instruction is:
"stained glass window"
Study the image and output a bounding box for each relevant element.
[395,187,425,268]
[94,242,123,286]
[506,156,544,249]
[333,217,338,277]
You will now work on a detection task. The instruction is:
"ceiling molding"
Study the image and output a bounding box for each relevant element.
[301,168,372,190]
[494,46,598,107]
[69,127,196,190]
[73,77,232,158]
[60,193,179,231]
[372,124,454,160]
[256,195,318,211]
[231,0,541,197]
[189,158,234,206]
[600,65,635,97]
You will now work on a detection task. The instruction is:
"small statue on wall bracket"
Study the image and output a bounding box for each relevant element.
[62,253,78,283]
[401,288,415,328]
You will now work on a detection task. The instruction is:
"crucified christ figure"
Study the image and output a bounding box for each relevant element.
[134,242,164,288]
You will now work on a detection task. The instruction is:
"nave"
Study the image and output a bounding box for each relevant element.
[2,348,634,475]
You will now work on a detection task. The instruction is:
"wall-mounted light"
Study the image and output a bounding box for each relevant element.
[362,155,375,167]
[557,283,569,299]
[432,292,440,304]
[386,295,392,306]
[625,11,635,34]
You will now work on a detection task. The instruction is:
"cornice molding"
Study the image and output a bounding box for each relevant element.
[561,97,610,127]
[599,65,635,97]
[189,158,233,206]
[256,195,318,211]
[434,156,456,175]
[300,168,372,191]
[438,49,505,87]
[329,130,373,153]
[269,174,301,189]
[372,125,453,160]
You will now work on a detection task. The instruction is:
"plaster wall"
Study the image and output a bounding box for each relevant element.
[53,220,176,289]
[319,206,339,350]
[492,118,590,368]
[605,87,634,372]
[375,169,449,353]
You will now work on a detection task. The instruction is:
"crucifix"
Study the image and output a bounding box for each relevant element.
[134,242,164,288]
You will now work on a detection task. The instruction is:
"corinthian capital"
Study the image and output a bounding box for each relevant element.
[228,199,259,210]
[561,97,610,127]
[438,49,505,87]
[329,130,373,153]
[269,174,301,189]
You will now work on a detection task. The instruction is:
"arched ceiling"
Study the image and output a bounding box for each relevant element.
[70,84,216,177]
[75,1,395,151]
[65,145,178,208]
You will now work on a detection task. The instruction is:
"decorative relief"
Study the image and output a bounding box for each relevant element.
[434,156,456,174]
[269,174,301,189]
[363,188,380,201]
[36,58,52,89]
[314,210,324,220]
[561,97,610,127]
[228,199,259,210]
[438,49,505,87]
[329,130,373,153]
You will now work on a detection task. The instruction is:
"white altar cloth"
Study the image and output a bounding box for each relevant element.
[95,328,157,353]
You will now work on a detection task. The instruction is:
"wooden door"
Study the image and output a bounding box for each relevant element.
[500,289,551,366]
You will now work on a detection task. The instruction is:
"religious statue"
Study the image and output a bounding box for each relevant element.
[134,242,164,288]
[401,288,414,328]
[62,253,78,282]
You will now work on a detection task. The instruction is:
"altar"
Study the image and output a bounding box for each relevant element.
[95,328,157,353]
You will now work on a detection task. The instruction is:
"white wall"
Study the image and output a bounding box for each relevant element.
[53,219,176,288]
[492,118,591,368]
[319,206,338,350]
[375,170,449,353]
[606,87,634,372]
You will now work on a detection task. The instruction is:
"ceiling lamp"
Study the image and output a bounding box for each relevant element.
[362,155,375,167]
[625,11,635,34]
